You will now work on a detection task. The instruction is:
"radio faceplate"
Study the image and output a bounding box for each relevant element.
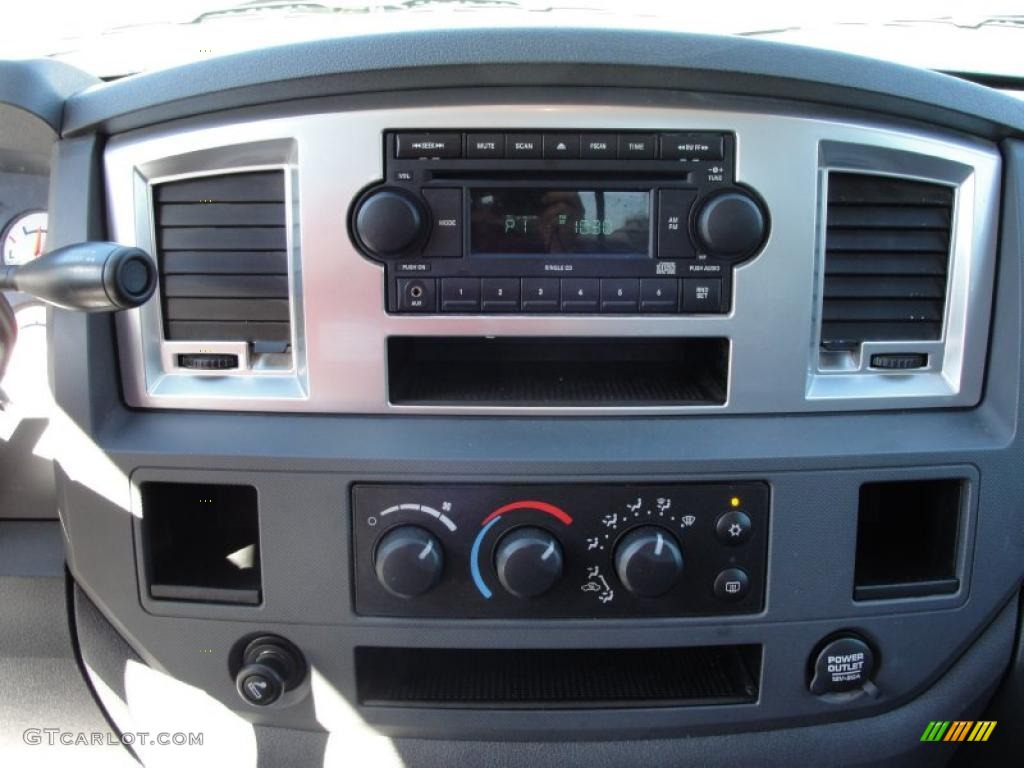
[352,482,769,619]
[350,130,768,315]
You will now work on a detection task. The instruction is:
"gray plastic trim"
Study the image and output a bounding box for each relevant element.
[107,101,999,414]
[61,29,1024,139]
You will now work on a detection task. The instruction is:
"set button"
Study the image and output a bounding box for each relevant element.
[681,278,722,313]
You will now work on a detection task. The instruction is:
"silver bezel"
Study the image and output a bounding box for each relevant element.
[106,102,1000,414]
[115,140,308,402]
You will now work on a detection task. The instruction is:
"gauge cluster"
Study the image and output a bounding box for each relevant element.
[0,169,49,269]
[2,210,48,266]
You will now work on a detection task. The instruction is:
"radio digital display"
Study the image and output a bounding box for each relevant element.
[470,189,650,256]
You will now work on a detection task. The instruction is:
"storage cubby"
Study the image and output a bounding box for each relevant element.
[388,336,729,406]
[356,645,761,708]
[140,482,261,605]
[853,479,963,600]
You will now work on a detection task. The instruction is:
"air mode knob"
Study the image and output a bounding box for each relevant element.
[694,190,767,260]
[373,525,444,598]
[494,527,564,598]
[353,188,426,257]
[614,526,684,598]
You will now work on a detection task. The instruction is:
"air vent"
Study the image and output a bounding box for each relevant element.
[821,173,953,350]
[154,170,290,350]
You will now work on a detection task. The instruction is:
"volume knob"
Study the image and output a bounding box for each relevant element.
[694,190,767,260]
[353,188,426,257]
[614,526,683,598]
[373,525,444,598]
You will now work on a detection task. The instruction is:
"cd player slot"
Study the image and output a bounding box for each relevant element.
[387,336,728,406]
[426,169,694,182]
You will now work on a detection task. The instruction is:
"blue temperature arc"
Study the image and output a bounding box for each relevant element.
[470,516,502,599]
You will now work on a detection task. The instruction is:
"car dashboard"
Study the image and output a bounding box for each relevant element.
[0,25,1023,767]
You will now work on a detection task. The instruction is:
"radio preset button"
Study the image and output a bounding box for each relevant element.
[441,278,481,312]
[580,134,616,159]
[618,134,657,159]
[543,134,580,158]
[506,134,543,158]
[421,188,463,259]
[600,279,640,313]
[681,278,722,313]
[481,278,521,312]
[395,133,462,159]
[397,278,436,312]
[522,278,560,312]
[657,189,697,260]
[660,132,725,161]
[560,278,600,313]
[466,133,505,158]
[640,278,679,313]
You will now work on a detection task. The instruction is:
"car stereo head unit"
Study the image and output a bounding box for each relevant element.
[349,130,769,315]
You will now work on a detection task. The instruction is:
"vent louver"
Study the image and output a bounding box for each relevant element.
[154,170,290,349]
[821,173,953,350]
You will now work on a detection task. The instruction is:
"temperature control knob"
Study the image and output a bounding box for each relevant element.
[373,525,444,598]
[494,527,564,598]
[694,190,767,260]
[614,526,684,598]
[353,188,426,257]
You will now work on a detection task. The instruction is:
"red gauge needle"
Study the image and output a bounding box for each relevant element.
[33,227,42,257]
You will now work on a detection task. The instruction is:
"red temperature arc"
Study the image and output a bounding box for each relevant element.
[481,500,573,526]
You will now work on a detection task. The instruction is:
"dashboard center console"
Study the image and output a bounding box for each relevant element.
[351,130,767,315]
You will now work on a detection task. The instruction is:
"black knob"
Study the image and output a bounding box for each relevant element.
[353,188,425,257]
[494,527,564,598]
[235,635,306,707]
[0,242,156,312]
[694,190,767,260]
[374,525,444,598]
[614,526,684,598]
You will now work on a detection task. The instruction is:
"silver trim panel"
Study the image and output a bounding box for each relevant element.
[106,102,1000,414]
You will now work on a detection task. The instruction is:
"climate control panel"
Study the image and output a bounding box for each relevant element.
[352,483,769,618]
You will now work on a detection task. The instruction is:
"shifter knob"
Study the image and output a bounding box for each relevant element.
[0,241,156,311]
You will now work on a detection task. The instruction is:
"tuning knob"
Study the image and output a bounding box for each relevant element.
[694,190,767,260]
[614,526,684,598]
[373,525,444,598]
[494,527,564,598]
[353,187,426,257]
